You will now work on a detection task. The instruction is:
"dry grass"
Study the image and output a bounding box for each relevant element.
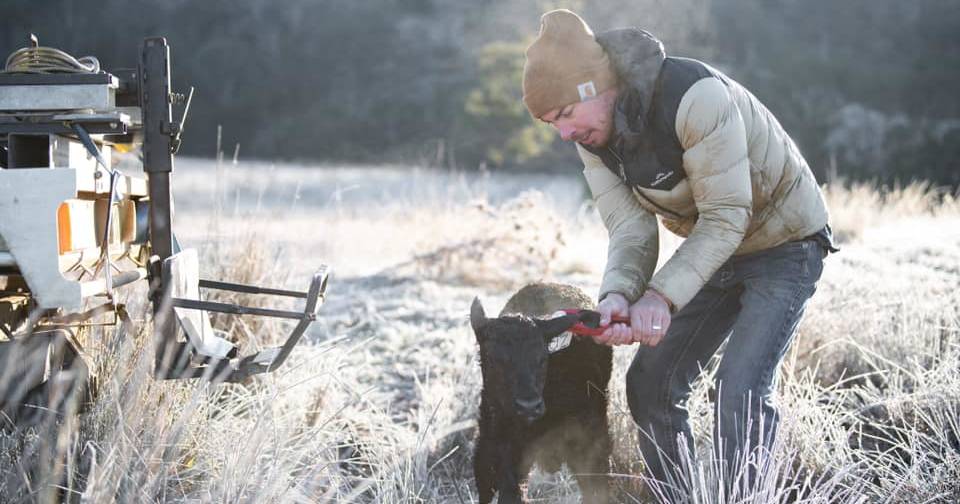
[823,179,959,243]
[1,165,959,503]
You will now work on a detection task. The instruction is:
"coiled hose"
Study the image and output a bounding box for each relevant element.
[3,46,100,74]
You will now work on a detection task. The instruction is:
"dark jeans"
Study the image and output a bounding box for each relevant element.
[626,237,826,492]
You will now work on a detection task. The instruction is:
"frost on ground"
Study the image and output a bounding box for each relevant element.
[1,161,958,503]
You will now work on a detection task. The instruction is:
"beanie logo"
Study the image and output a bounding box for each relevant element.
[577,81,597,101]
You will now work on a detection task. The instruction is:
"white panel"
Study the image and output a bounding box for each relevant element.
[0,168,81,309]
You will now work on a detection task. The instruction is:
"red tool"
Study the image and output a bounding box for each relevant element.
[561,309,631,337]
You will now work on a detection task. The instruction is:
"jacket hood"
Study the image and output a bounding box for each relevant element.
[595,28,666,115]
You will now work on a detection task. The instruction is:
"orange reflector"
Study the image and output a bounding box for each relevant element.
[57,200,99,254]
[57,202,71,255]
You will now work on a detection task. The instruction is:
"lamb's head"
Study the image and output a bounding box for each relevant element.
[470,297,581,424]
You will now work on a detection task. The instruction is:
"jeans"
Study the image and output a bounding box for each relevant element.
[625,237,826,492]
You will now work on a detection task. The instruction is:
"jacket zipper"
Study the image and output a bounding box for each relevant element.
[608,146,684,220]
[607,146,628,181]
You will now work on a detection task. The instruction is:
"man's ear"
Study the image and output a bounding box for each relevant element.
[535,313,580,339]
[470,297,488,340]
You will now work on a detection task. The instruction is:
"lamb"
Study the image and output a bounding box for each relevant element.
[470,282,613,504]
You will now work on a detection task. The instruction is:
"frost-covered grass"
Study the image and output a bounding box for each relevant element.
[1,160,958,503]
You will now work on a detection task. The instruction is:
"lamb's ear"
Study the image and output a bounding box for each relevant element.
[535,313,580,339]
[470,297,488,337]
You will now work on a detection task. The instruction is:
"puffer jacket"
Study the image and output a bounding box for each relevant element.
[581,28,830,311]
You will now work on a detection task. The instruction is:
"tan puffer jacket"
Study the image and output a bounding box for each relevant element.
[582,31,830,311]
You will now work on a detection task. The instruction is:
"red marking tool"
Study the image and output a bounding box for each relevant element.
[561,309,631,337]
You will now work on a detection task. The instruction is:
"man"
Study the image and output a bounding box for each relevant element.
[521,9,836,492]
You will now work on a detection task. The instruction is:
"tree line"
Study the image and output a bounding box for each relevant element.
[3,0,957,188]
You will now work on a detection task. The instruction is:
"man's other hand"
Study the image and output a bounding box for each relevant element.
[630,289,672,346]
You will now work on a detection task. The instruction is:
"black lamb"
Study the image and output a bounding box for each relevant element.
[470,282,613,504]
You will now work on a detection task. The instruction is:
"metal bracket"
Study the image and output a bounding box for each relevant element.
[156,248,329,382]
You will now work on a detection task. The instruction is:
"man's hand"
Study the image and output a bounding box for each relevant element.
[628,289,672,346]
[594,290,672,347]
[595,292,632,346]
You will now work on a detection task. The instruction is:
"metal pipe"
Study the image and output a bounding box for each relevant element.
[79,267,147,297]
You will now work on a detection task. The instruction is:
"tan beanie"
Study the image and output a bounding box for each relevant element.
[522,9,617,118]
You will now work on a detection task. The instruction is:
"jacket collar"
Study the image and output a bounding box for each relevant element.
[595,28,666,120]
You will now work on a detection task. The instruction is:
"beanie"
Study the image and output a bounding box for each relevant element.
[522,10,617,118]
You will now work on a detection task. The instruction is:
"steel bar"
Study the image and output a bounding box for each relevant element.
[0,121,127,136]
[142,37,177,379]
[198,279,308,298]
[264,265,329,372]
[141,37,175,263]
[169,298,308,320]
[44,302,116,325]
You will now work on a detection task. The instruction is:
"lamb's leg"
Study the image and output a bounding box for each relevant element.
[474,437,496,504]
[572,462,611,503]
[569,429,612,504]
[494,480,523,504]
[493,444,525,504]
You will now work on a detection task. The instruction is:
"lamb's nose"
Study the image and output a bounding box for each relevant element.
[515,398,545,421]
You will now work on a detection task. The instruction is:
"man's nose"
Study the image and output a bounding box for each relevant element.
[556,123,576,142]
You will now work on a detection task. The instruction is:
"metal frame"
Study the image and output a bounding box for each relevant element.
[1,36,331,388]
[157,265,329,382]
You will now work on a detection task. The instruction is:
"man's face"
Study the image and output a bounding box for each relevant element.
[539,88,617,148]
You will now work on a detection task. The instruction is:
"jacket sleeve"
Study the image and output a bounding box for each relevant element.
[647,77,752,310]
[577,144,659,303]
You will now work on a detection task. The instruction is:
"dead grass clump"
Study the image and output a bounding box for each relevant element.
[392,190,568,289]
[199,230,295,351]
[823,180,958,243]
[838,357,960,503]
[791,241,960,388]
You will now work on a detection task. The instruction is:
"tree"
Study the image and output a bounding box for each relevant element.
[460,40,554,168]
